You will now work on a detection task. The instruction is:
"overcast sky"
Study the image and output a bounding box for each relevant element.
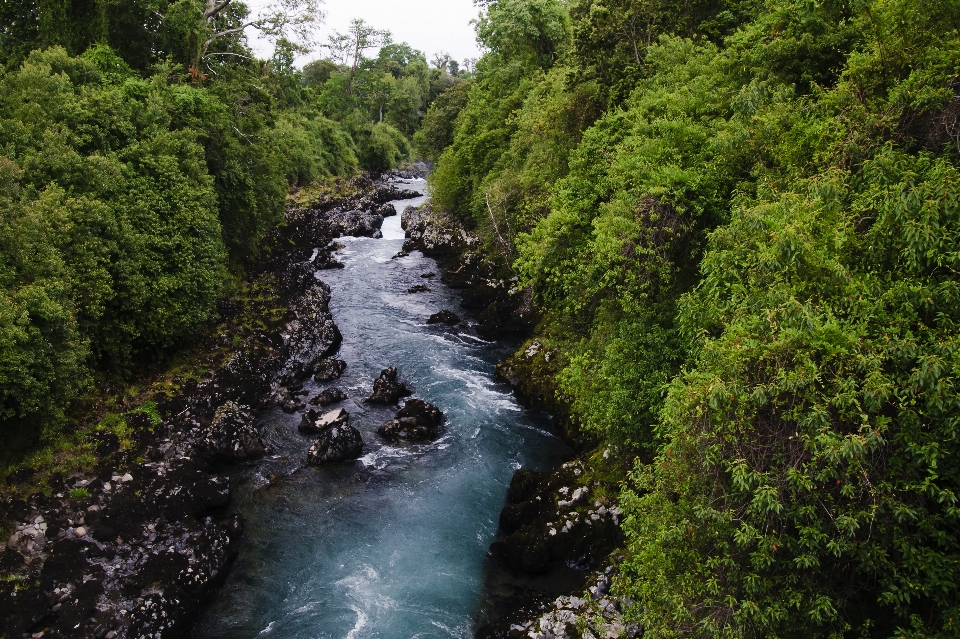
[245,0,485,67]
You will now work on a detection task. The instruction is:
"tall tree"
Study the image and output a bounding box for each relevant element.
[323,18,388,96]
[199,0,324,62]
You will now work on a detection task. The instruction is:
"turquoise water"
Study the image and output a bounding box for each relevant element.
[189,181,569,638]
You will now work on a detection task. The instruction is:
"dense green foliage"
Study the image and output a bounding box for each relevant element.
[0,4,464,453]
[431,0,960,635]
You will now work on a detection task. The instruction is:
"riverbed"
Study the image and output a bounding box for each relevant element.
[189,180,569,638]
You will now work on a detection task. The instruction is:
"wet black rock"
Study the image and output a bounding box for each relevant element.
[489,464,624,575]
[421,272,435,278]
[313,243,345,269]
[278,283,342,380]
[407,284,430,293]
[309,387,348,406]
[392,250,409,259]
[299,407,349,434]
[277,389,307,413]
[306,424,363,464]
[96,458,231,541]
[367,366,412,404]
[427,310,460,325]
[313,358,347,382]
[377,399,444,442]
[325,201,394,237]
[195,402,267,463]
[401,203,480,258]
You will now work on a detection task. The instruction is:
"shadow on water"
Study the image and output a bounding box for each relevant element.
[189,179,571,639]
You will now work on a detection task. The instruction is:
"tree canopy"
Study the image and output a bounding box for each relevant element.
[428,0,960,635]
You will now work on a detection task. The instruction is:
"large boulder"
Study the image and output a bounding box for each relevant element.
[309,387,348,406]
[427,310,460,325]
[367,366,412,404]
[195,402,266,462]
[299,407,349,434]
[401,203,480,258]
[306,425,363,464]
[313,358,347,382]
[378,399,444,442]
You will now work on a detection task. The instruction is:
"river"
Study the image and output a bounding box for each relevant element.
[189,180,570,638]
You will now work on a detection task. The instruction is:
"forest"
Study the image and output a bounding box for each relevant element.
[422,0,960,636]
[0,0,464,461]
[0,0,958,636]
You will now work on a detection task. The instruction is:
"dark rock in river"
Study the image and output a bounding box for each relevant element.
[427,309,460,325]
[271,387,306,413]
[398,398,444,426]
[392,250,409,259]
[421,271,435,278]
[313,242,346,269]
[401,202,480,258]
[488,462,624,575]
[195,402,266,462]
[306,424,363,464]
[378,399,444,442]
[309,387,348,406]
[367,366,412,404]
[407,284,430,293]
[281,283,342,371]
[325,201,394,237]
[313,358,347,382]
[299,407,349,434]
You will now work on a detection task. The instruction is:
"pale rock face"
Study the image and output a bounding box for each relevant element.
[317,408,348,429]
[299,407,349,434]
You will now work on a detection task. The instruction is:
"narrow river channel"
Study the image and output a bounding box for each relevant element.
[189,181,570,638]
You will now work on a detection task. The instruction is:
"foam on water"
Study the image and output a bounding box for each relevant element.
[189,180,569,638]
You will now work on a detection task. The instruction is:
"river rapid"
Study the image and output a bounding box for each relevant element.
[189,180,570,638]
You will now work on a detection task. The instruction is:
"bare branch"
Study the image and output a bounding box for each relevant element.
[202,22,256,55]
[205,0,233,20]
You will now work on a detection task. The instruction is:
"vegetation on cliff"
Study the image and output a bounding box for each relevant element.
[0,2,459,466]
[430,0,960,636]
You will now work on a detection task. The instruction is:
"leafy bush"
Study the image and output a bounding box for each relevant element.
[622,149,960,638]
[0,45,361,444]
[431,0,960,634]
[357,121,411,171]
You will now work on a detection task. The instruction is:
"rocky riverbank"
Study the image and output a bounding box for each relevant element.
[399,202,632,638]
[0,172,422,639]
[401,204,536,338]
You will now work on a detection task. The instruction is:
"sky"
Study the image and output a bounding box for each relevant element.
[244,0,485,67]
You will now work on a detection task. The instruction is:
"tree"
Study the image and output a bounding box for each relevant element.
[431,50,452,71]
[473,0,570,68]
[323,18,388,96]
[199,0,324,61]
[302,58,340,87]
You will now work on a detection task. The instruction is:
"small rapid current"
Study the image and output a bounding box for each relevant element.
[190,180,569,638]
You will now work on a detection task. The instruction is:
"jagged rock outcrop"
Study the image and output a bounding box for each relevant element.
[401,204,536,337]
[312,358,347,382]
[367,366,412,404]
[306,425,363,464]
[194,402,266,462]
[401,203,480,258]
[309,387,348,406]
[299,407,349,434]
[378,399,444,442]
[427,310,460,325]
